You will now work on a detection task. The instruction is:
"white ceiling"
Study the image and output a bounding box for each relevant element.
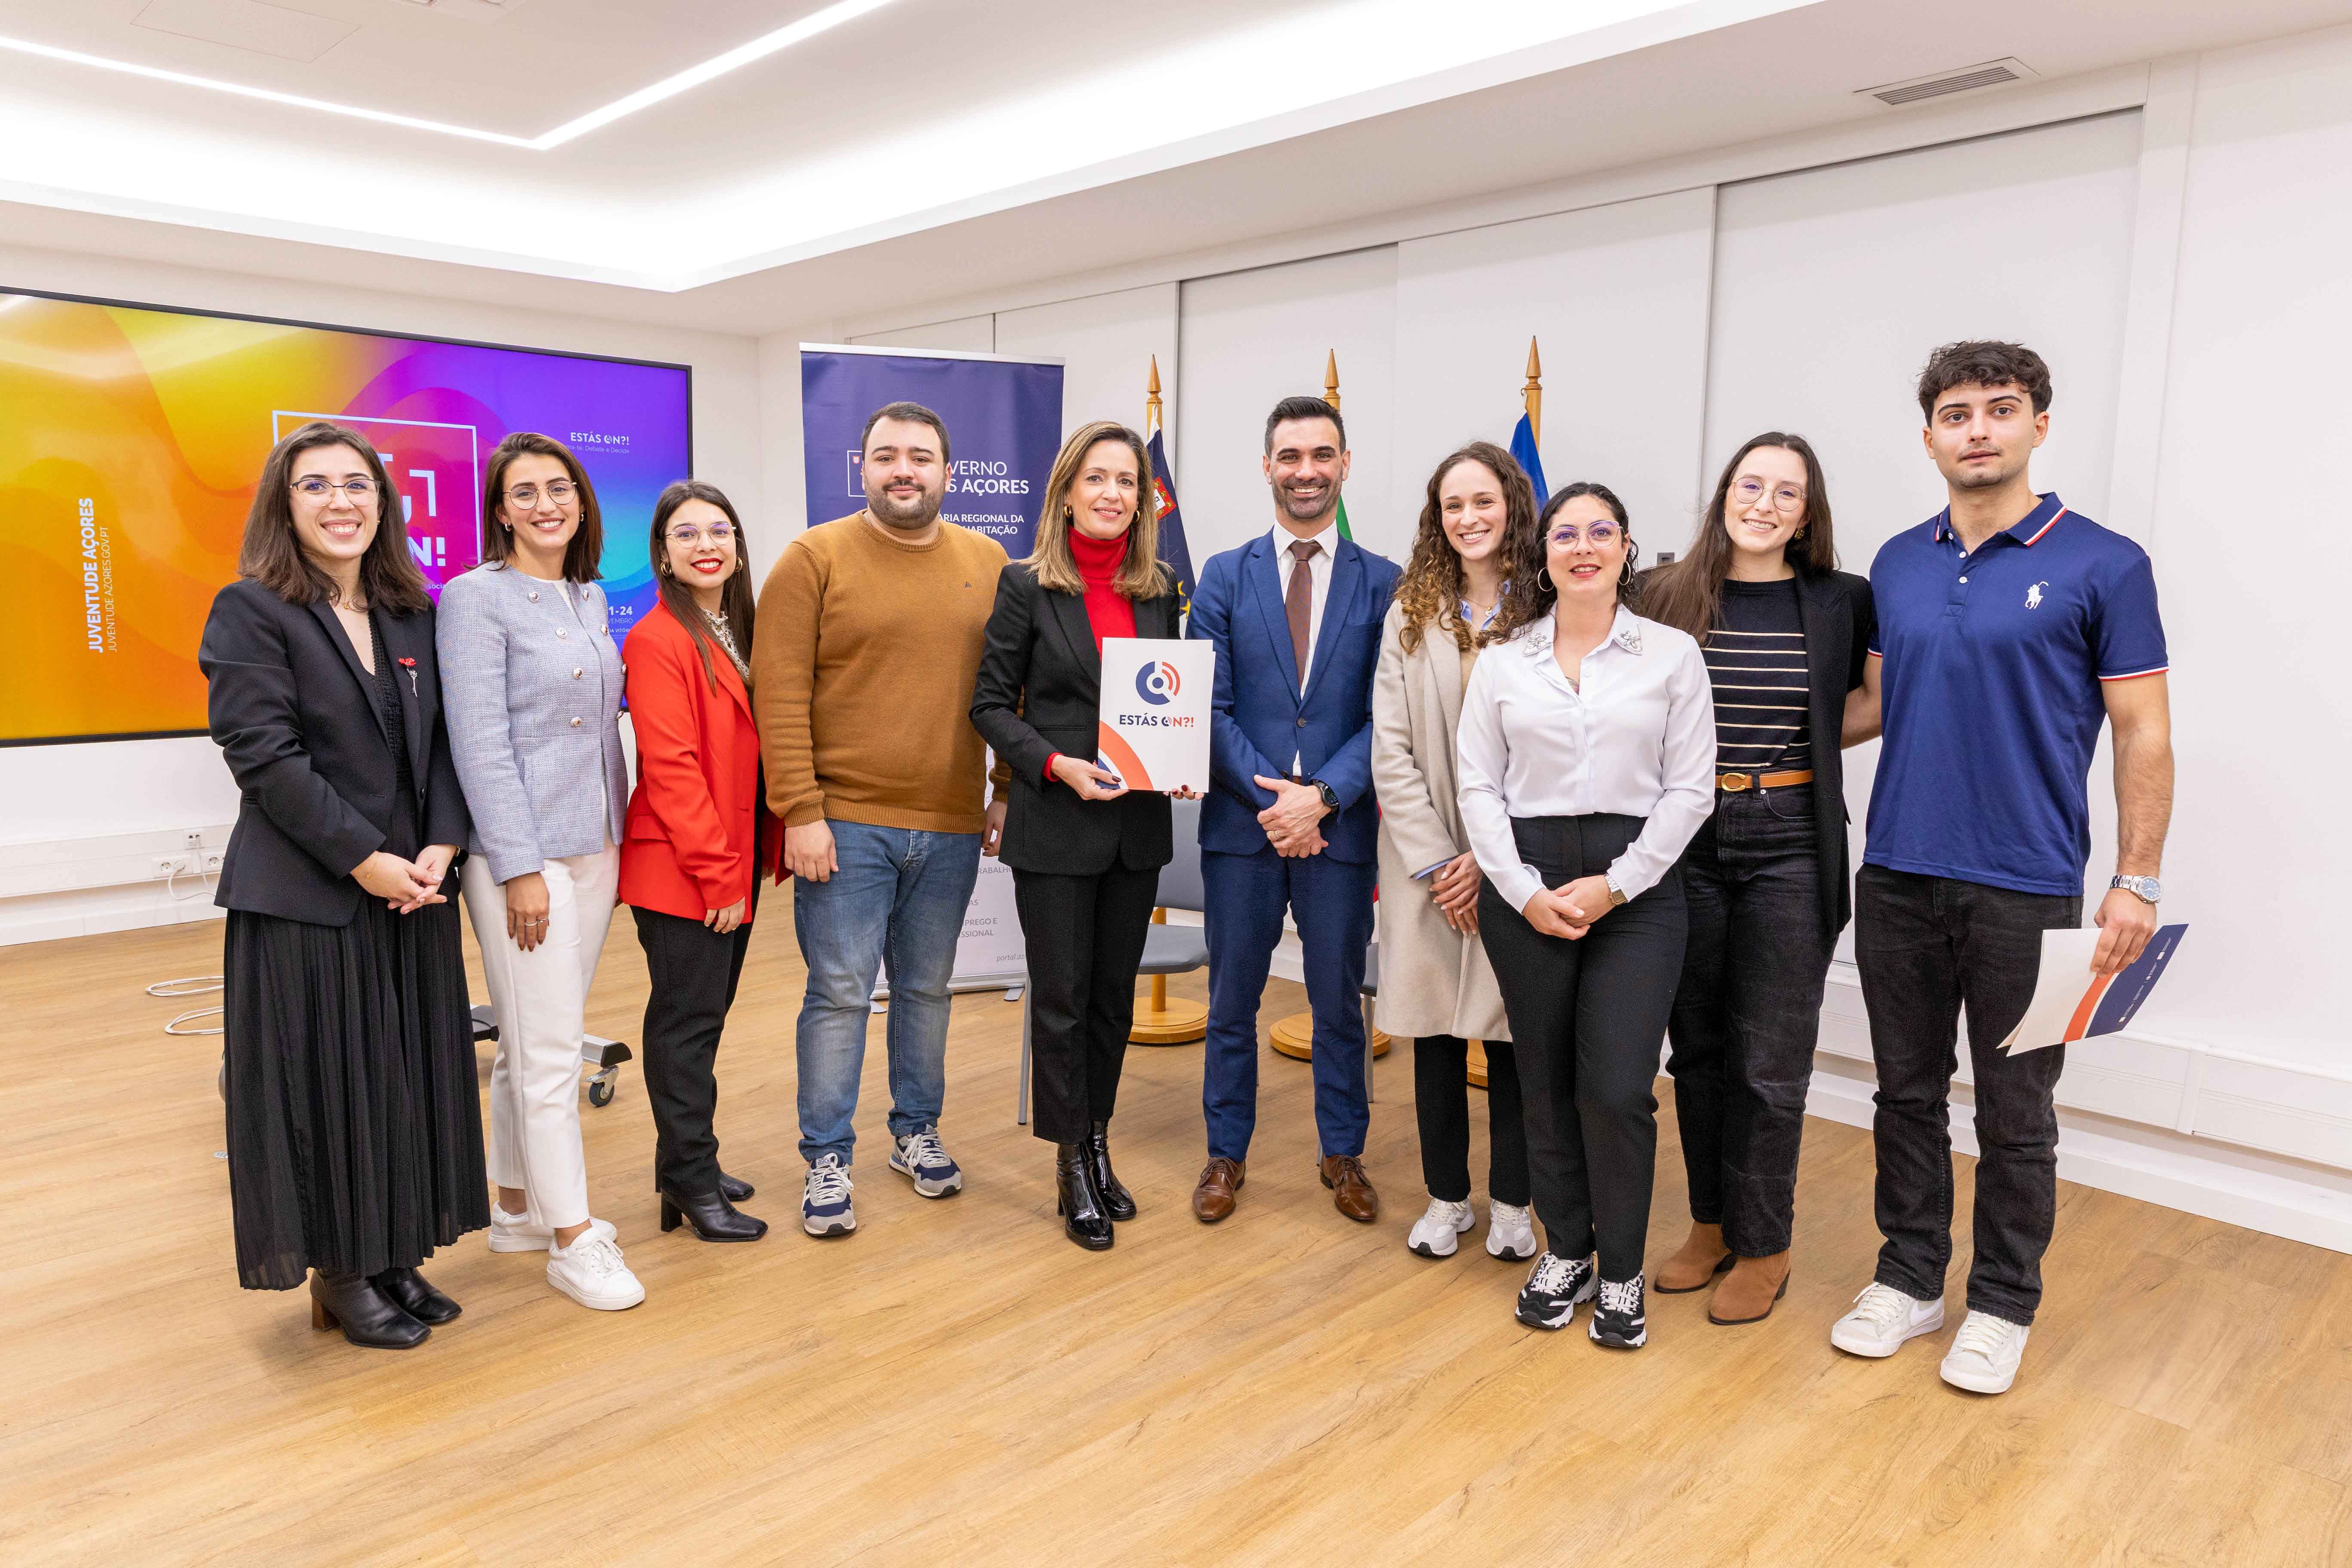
[4,0,2351,334]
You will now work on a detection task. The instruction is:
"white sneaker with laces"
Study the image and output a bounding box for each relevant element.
[1407,1197,1475,1258]
[1829,1281,1945,1358]
[1940,1310,2030,1394]
[545,1219,645,1311]
[1485,1201,1537,1262]
[488,1204,552,1253]
[802,1154,857,1237]
[889,1126,964,1197]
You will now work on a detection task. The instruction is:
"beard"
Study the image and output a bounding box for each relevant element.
[1946,450,2024,491]
[867,480,943,529]
[1277,481,1335,524]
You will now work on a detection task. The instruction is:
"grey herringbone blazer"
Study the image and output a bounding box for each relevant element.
[435,561,629,884]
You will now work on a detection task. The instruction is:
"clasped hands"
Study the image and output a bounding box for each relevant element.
[1253,775,1329,857]
[352,843,458,916]
[1520,873,1617,940]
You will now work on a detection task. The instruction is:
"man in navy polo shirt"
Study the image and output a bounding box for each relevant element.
[1829,341,2173,1396]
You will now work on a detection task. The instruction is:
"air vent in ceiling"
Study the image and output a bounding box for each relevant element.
[389,0,529,18]
[1858,57,2037,107]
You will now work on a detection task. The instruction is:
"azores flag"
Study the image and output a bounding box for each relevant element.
[1510,411,1550,509]
[1145,429,1196,614]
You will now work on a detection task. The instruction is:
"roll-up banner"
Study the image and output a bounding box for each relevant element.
[799,343,1065,995]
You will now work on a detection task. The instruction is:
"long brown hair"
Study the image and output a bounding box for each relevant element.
[1641,432,1835,644]
[1488,481,1632,644]
[1394,442,1535,654]
[1026,420,1169,600]
[480,431,604,582]
[238,420,430,615]
[649,480,756,695]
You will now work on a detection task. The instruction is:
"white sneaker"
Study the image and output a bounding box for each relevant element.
[1407,1197,1475,1258]
[1829,1281,1946,1358]
[1486,1201,1537,1262]
[889,1126,964,1197]
[488,1204,552,1253]
[545,1219,645,1311]
[802,1154,856,1237]
[1940,1310,2030,1394]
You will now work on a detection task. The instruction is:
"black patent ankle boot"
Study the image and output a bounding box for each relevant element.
[309,1268,429,1349]
[1055,1142,1114,1251]
[660,1185,769,1242]
[1084,1120,1136,1221]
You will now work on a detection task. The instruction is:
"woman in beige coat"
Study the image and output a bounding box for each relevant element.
[1373,441,1538,1262]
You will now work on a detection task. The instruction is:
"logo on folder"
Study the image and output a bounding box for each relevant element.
[1135,660,1182,705]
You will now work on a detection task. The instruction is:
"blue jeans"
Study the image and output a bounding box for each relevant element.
[792,821,982,1166]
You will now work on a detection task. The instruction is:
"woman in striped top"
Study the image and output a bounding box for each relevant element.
[1637,433,1876,1326]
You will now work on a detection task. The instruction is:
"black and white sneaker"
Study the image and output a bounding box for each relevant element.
[889,1126,963,1197]
[1588,1274,1648,1349]
[1515,1252,1597,1329]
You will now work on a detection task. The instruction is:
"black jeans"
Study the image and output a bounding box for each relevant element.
[1854,865,2081,1326]
[1665,785,1834,1257]
[632,902,755,1194]
[1012,863,1160,1144]
[1414,1035,1530,1207]
[1477,814,1686,1281]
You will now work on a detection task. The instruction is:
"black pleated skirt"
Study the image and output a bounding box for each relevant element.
[221,805,489,1290]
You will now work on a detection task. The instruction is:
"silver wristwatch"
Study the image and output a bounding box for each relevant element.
[2110,874,2161,905]
[1603,873,1629,908]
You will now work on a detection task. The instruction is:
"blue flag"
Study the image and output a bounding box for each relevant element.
[1510,412,1549,509]
[1145,429,1196,615]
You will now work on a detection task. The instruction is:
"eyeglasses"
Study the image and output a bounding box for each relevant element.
[1730,476,1807,513]
[667,524,735,546]
[291,477,377,501]
[1548,521,1622,548]
[505,479,576,508]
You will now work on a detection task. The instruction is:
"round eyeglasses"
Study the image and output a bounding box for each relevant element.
[291,477,377,501]
[1548,521,1621,548]
[505,479,576,509]
[668,524,735,546]
[1730,476,1807,513]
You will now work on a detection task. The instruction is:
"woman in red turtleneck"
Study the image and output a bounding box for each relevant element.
[971,421,1188,1251]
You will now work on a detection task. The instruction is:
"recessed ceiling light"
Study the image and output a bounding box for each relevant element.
[0,0,896,149]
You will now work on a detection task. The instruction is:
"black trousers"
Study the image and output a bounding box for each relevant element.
[632,902,754,1194]
[1854,865,2080,1326]
[1665,785,1835,1257]
[1012,862,1160,1144]
[1414,1035,1530,1207]
[1477,814,1686,1281]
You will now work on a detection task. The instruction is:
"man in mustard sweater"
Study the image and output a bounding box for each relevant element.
[752,401,1009,1239]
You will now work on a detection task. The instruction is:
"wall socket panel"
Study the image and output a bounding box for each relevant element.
[151,832,214,881]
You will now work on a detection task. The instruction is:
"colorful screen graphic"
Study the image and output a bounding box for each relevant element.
[0,289,691,744]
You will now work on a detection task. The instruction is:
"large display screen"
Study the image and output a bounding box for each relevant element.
[0,288,692,745]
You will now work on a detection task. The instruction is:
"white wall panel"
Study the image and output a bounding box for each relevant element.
[1394,188,1714,560]
[1174,248,1400,565]
[846,314,996,352]
[993,284,1178,446]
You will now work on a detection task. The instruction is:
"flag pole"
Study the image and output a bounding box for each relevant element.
[1523,336,1542,446]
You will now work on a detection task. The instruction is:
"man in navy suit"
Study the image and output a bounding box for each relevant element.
[1185,396,1401,1225]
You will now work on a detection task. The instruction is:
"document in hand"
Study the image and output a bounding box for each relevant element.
[1096,637,1214,794]
[1998,922,2187,1055]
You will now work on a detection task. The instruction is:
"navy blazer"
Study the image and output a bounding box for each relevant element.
[1187,530,1401,864]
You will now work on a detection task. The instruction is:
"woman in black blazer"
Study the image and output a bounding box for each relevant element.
[971,420,1186,1250]
[1637,432,1876,1326]
[199,420,485,1350]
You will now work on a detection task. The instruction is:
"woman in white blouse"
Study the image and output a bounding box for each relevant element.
[1456,481,1715,1351]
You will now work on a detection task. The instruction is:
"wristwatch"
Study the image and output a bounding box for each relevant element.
[2110,874,2161,905]
[1311,779,1339,812]
[1604,873,1629,908]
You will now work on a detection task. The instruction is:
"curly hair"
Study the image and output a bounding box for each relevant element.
[1487,481,1632,644]
[1394,442,1536,654]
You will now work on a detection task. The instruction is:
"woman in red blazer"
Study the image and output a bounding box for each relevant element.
[621,481,779,1243]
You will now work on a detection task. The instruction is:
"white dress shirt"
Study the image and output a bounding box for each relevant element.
[1455,603,1716,914]
[1273,518,1338,771]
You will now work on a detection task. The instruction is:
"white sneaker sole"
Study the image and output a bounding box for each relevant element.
[488,1229,551,1254]
[1831,1302,1947,1358]
[1408,1210,1476,1258]
[802,1211,857,1237]
[1940,1350,2021,1394]
[546,1268,644,1311]
[889,1154,962,1198]
[1487,1234,1537,1262]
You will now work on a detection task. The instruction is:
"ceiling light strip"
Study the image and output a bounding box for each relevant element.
[0,0,899,153]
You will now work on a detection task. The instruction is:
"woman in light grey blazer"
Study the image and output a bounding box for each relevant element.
[438,432,643,1313]
[1372,442,1534,1265]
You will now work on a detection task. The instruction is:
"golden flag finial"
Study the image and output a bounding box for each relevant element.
[1145,354,1163,435]
[1523,336,1543,447]
[1324,349,1341,410]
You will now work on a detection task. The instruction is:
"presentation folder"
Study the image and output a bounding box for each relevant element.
[1095,637,1213,794]
[2000,922,2187,1055]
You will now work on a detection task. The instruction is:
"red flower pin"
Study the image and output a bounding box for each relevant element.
[397,656,419,697]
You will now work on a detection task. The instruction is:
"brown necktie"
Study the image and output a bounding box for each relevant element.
[1285,538,1320,692]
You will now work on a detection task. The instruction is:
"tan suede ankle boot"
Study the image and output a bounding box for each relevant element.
[1707,1250,1792,1324]
[1653,1221,1731,1293]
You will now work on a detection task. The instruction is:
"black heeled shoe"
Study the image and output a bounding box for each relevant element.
[718,1170,755,1203]
[309,1269,429,1349]
[1084,1120,1136,1221]
[660,1185,769,1242]
[1055,1143,1115,1251]
[371,1265,461,1324]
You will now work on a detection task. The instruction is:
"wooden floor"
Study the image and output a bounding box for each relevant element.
[3,910,2347,1567]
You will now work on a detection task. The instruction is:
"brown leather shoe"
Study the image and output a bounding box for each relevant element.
[1653,1220,1733,1293]
[1319,1155,1379,1222]
[1708,1250,1792,1325]
[1192,1158,1245,1223]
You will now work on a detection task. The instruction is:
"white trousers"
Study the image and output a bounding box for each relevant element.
[462,842,619,1231]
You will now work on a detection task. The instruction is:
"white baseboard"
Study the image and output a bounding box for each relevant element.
[0,824,234,946]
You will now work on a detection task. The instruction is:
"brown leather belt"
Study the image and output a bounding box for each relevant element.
[1717,768,1814,793]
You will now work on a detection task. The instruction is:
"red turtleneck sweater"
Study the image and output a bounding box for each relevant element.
[1045,529,1138,783]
